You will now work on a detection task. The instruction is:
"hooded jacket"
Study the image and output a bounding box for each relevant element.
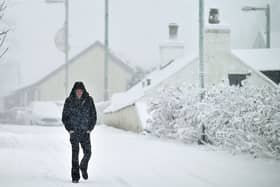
[62,82,97,132]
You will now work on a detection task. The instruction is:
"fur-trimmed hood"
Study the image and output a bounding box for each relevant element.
[69,81,89,98]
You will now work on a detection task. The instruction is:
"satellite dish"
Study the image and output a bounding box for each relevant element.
[54,25,70,53]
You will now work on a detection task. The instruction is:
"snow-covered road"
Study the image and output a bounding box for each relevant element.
[0,124,280,187]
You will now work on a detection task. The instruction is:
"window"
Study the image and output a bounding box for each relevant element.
[228,74,247,86]
[261,71,280,84]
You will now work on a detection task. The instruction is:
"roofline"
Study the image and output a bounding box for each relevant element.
[11,41,135,93]
[104,57,198,113]
[232,48,280,71]
[104,53,279,113]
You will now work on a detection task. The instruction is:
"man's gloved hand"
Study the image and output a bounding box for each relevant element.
[86,130,91,134]
[69,130,74,134]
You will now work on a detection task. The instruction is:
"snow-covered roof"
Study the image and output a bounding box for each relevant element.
[104,55,197,113]
[205,23,230,33]
[159,40,184,47]
[233,48,280,71]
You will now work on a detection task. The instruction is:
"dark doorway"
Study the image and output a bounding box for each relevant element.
[228,74,247,86]
[261,71,280,84]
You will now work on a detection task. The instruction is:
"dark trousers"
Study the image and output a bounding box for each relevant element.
[70,130,92,180]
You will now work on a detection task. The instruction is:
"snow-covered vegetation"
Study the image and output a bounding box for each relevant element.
[148,83,280,159]
[0,0,8,59]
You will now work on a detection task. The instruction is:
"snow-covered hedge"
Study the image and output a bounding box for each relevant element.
[147,83,280,159]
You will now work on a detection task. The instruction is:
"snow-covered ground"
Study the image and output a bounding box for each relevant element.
[0,124,280,187]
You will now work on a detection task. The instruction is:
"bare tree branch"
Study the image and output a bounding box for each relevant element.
[0,30,8,35]
[0,47,8,59]
[0,0,7,21]
[0,0,8,61]
[0,0,7,12]
[0,31,7,47]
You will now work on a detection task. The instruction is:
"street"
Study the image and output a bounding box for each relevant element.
[0,124,280,187]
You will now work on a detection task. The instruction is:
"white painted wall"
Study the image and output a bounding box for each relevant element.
[103,105,143,133]
[95,101,111,124]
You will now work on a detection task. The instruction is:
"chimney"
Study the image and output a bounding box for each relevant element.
[205,8,230,54]
[208,8,220,24]
[204,8,231,86]
[159,23,184,69]
[169,23,178,40]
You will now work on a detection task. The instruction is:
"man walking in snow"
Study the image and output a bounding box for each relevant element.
[62,81,97,183]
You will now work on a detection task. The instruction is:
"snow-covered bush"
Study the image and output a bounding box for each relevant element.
[147,83,280,159]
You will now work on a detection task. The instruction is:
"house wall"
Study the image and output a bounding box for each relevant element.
[103,105,142,133]
[144,59,199,98]
[161,58,199,88]
[95,101,111,124]
[34,45,133,102]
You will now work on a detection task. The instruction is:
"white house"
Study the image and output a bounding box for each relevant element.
[103,20,279,132]
[3,41,135,110]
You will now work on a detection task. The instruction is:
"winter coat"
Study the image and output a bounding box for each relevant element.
[62,82,97,132]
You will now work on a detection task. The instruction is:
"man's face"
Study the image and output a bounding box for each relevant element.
[75,89,83,98]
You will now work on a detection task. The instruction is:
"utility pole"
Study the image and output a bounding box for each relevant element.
[198,0,207,144]
[104,0,109,101]
[265,4,270,48]
[64,0,69,96]
[199,0,205,99]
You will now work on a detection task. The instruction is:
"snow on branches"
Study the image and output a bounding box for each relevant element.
[0,0,8,59]
[147,83,280,159]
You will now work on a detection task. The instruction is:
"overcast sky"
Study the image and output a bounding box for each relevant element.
[0,0,279,94]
